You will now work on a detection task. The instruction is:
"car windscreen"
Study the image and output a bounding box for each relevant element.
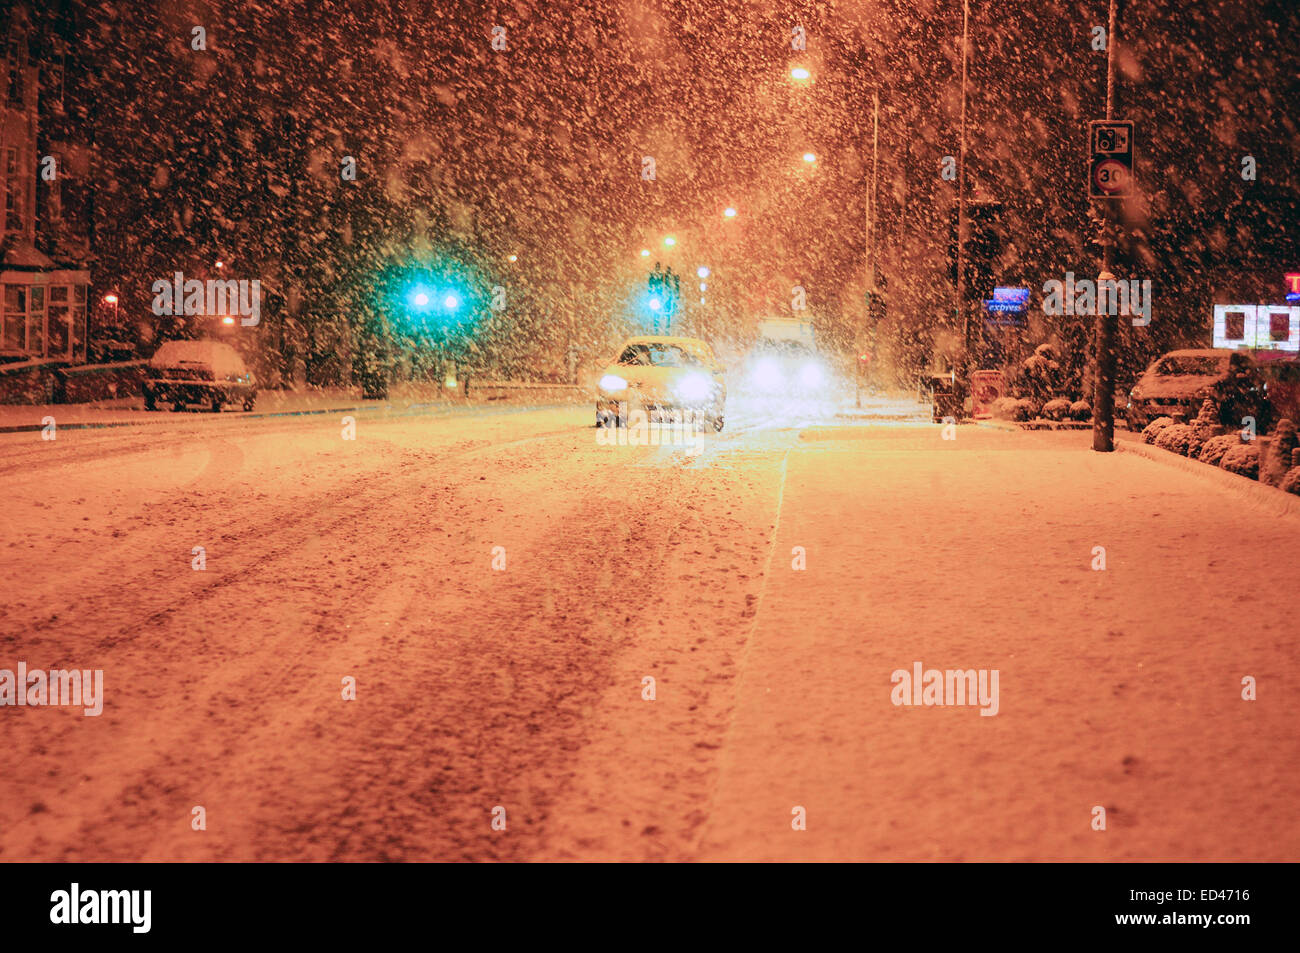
[618,344,703,367]
[1155,356,1228,376]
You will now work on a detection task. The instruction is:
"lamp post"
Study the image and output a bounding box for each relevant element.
[1092,0,1121,452]
[955,0,972,385]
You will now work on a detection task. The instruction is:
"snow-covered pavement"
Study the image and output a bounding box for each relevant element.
[1,400,1296,861]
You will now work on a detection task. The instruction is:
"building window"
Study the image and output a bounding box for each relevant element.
[47,285,70,357]
[5,38,24,108]
[3,285,28,352]
[1270,311,1290,342]
[5,148,22,232]
[48,175,61,224]
[27,285,44,356]
[44,40,64,108]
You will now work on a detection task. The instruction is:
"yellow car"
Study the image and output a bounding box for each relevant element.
[596,335,726,431]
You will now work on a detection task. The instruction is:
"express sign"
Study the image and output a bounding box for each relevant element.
[1212,304,1300,352]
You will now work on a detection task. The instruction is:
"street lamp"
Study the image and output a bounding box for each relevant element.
[723,207,737,219]
[802,152,817,164]
[790,66,811,81]
[507,254,517,262]
[697,266,710,278]
[640,248,651,257]
[663,236,676,247]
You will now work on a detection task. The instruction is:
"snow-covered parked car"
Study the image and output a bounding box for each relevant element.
[1125,348,1266,431]
[596,335,725,431]
[144,340,257,412]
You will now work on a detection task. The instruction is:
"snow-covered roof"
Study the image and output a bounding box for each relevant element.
[622,335,711,348]
[149,340,240,367]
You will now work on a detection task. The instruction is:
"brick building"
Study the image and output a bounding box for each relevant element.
[0,3,92,365]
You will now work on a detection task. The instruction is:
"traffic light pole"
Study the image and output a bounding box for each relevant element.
[1092,0,1120,452]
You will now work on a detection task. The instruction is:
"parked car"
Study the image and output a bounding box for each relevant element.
[595,335,725,431]
[1125,348,1268,431]
[144,340,257,412]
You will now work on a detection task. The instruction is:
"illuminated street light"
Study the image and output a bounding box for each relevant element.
[663,236,676,247]
[442,293,461,311]
[507,254,517,262]
[723,207,737,218]
[103,294,118,305]
[412,291,430,307]
[640,249,650,257]
[215,260,224,270]
[699,282,708,292]
[648,297,663,312]
[790,66,811,81]
[697,266,710,278]
[802,152,817,163]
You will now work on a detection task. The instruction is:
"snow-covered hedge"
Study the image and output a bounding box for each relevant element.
[1154,423,1200,457]
[1041,398,1072,421]
[1281,466,1300,497]
[1069,400,1091,421]
[1220,442,1261,480]
[1141,416,1175,444]
[1198,434,1240,466]
[990,397,1019,420]
[1011,398,1038,421]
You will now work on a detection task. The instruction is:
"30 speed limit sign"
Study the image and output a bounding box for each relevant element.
[1089,120,1135,199]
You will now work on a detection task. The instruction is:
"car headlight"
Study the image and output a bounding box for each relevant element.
[599,374,628,392]
[675,372,713,402]
[752,358,782,390]
[799,362,824,388]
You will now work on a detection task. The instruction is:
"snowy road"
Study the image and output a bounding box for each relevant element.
[2,398,1297,861]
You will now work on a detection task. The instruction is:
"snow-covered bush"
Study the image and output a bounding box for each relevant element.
[1198,434,1240,466]
[1016,344,1064,404]
[1012,398,1038,421]
[1220,442,1261,480]
[1141,416,1175,444]
[990,397,1019,420]
[1281,466,1300,497]
[1260,418,1298,487]
[1154,423,1197,456]
[1191,398,1220,437]
[1041,397,1072,421]
[1069,400,1091,421]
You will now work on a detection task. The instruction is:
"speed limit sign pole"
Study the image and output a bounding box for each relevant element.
[1089,0,1129,452]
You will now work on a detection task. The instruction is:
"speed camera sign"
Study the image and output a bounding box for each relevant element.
[1089,120,1135,198]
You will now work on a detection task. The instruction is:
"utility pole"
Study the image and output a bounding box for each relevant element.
[1092,0,1120,452]
[867,89,880,292]
[955,0,971,384]
[861,88,880,409]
